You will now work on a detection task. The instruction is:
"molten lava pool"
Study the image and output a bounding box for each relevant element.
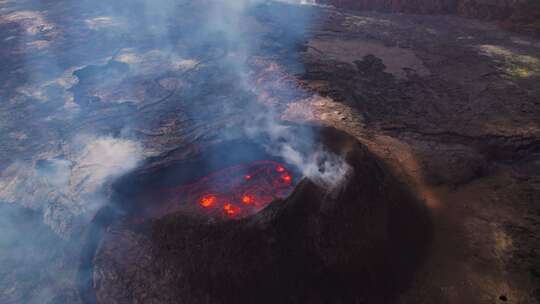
[159,160,297,219]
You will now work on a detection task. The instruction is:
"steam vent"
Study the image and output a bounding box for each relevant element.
[1,1,539,304]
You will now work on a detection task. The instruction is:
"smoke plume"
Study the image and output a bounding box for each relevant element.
[0,1,353,303]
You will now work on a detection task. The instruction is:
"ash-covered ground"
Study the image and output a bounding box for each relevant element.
[0,0,539,303]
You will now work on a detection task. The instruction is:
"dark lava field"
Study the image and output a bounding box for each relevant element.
[1,0,539,303]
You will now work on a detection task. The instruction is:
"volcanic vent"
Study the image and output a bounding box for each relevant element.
[80,125,431,304]
[145,160,297,220]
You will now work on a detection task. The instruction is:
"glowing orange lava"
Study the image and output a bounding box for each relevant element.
[165,161,296,220]
[199,195,217,208]
[241,194,254,205]
[223,203,241,217]
[281,174,292,184]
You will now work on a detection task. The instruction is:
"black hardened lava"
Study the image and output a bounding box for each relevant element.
[77,134,301,304]
[79,125,433,304]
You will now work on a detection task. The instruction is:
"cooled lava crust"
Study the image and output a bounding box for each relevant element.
[143,160,297,220]
[88,126,432,304]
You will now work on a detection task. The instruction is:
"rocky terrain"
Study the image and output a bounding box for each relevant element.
[322,0,540,36]
[92,127,431,303]
[0,0,539,303]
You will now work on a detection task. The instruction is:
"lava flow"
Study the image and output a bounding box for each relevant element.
[162,161,296,219]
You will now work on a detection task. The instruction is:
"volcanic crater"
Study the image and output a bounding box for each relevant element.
[78,125,431,304]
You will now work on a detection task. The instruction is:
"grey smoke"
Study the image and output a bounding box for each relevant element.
[203,0,351,189]
[0,1,350,303]
[0,135,142,236]
[246,115,352,190]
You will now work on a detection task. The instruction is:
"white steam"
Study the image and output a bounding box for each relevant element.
[278,143,352,189]
[209,0,352,190]
[0,136,142,237]
[247,116,352,190]
[70,135,143,200]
